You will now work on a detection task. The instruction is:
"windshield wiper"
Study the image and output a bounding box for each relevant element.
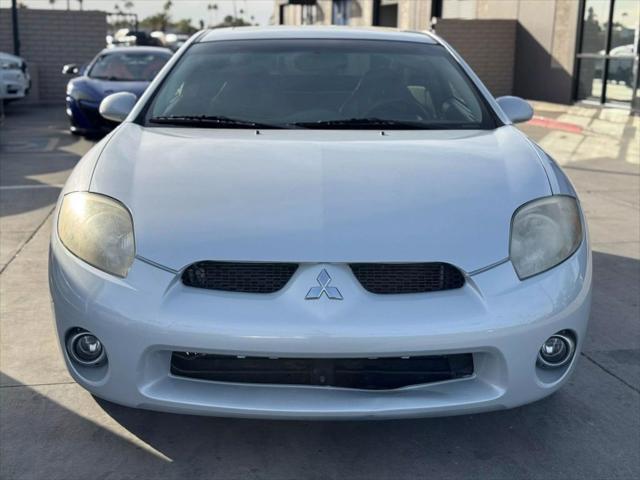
[289,118,431,130]
[289,118,477,130]
[149,115,283,129]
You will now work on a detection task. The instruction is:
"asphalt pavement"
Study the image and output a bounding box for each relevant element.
[0,103,638,479]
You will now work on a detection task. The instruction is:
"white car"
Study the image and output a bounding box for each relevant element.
[49,27,591,419]
[0,52,30,101]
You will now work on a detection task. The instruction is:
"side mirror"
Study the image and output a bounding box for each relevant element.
[496,96,533,124]
[62,64,79,75]
[99,92,137,123]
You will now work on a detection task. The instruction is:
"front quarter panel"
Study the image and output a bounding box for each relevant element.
[61,136,114,195]
[53,132,117,226]
[526,140,578,196]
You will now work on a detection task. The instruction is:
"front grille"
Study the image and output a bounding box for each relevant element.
[171,352,474,390]
[350,263,465,294]
[182,261,298,293]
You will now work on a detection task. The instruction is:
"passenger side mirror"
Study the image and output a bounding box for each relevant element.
[62,64,79,75]
[496,96,533,124]
[99,92,137,123]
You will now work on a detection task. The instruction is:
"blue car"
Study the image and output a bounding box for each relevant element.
[63,46,172,137]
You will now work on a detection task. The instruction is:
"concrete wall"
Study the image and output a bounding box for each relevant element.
[435,19,517,97]
[0,9,107,103]
[396,0,432,30]
[513,0,580,104]
[440,0,580,104]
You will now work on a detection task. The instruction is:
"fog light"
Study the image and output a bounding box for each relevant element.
[537,333,575,368]
[67,331,106,366]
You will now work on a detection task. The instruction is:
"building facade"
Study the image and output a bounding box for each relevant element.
[0,9,107,103]
[274,0,640,113]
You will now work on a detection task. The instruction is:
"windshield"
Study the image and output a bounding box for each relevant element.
[147,39,497,129]
[89,51,171,81]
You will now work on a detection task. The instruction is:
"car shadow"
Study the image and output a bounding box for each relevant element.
[94,393,567,478]
[0,372,169,479]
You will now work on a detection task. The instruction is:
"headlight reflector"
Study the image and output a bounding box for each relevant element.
[510,196,582,279]
[58,192,135,277]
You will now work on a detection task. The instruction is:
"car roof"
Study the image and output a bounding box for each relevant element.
[99,46,173,56]
[198,26,438,45]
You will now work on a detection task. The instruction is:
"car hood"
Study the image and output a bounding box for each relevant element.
[90,124,551,273]
[72,77,149,100]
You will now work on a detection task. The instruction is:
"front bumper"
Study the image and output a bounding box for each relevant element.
[1,80,28,100]
[49,232,592,419]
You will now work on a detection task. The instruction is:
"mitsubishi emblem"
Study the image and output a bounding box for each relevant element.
[305,269,343,300]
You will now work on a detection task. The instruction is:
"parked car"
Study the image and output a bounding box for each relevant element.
[0,52,31,101]
[594,44,636,85]
[607,44,636,85]
[63,46,172,136]
[110,29,164,47]
[49,27,591,419]
[164,33,190,51]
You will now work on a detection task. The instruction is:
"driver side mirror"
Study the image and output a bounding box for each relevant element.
[62,64,79,75]
[496,96,533,124]
[99,92,137,123]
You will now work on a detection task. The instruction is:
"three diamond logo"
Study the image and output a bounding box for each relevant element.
[305,269,343,300]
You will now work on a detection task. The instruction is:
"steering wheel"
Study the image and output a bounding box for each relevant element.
[364,99,431,121]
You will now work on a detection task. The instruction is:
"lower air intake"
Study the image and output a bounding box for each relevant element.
[171,352,474,390]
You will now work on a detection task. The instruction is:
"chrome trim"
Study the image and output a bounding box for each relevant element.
[135,255,179,274]
[468,257,510,276]
[305,269,343,300]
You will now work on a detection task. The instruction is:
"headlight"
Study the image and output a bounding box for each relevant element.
[58,192,135,277]
[67,87,96,102]
[1,61,21,70]
[510,196,583,279]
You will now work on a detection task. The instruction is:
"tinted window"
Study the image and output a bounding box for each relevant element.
[89,51,171,82]
[147,39,496,130]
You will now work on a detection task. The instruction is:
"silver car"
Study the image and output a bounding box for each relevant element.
[49,27,591,419]
[0,52,31,101]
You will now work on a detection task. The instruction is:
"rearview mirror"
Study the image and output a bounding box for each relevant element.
[62,64,79,75]
[99,92,137,123]
[496,96,533,124]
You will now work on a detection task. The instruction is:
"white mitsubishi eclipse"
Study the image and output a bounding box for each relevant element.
[49,27,591,419]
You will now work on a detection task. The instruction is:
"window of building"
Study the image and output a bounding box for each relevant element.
[333,0,350,25]
[575,0,640,110]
